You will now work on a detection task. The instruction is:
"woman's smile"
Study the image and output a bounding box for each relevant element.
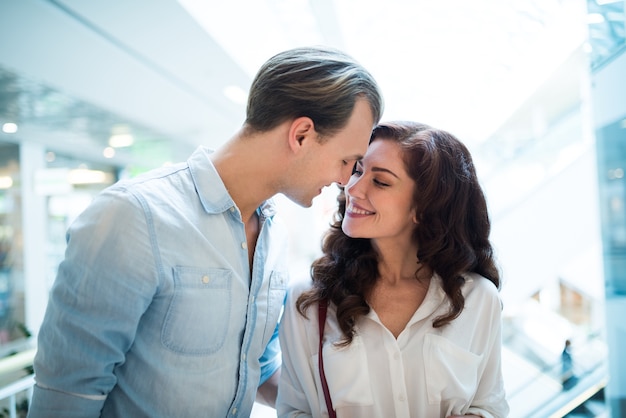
[346,202,375,216]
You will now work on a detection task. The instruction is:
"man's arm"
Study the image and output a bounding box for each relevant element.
[29,190,154,417]
[256,368,281,407]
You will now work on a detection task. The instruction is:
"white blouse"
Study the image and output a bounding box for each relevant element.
[276,273,509,418]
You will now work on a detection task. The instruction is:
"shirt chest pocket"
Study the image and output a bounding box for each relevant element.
[260,271,288,347]
[162,267,232,355]
[423,333,483,405]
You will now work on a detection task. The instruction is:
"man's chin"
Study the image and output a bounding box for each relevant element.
[298,198,315,208]
[283,195,314,208]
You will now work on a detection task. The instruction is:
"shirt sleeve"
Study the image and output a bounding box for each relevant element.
[276,284,317,418]
[29,187,159,417]
[28,385,105,418]
[465,279,510,418]
[259,322,281,385]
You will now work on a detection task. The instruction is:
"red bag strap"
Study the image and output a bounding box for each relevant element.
[318,299,336,418]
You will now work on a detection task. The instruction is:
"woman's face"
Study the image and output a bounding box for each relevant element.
[342,139,417,244]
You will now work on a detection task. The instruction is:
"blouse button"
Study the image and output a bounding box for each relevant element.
[241,242,248,249]
[202,275,210,284]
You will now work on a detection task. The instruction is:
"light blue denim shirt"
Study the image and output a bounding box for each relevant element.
[29,146,289,418]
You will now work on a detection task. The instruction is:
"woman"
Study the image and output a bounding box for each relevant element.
[277,121,509,418]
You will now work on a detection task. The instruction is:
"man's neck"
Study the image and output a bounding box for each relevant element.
[210,129,284,223]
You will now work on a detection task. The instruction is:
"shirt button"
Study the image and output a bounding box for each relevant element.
[230,207,235,212]
[399,394,406,402]
[231,408,237,415]
[393,352,400,360]
[202,275,210,284]
[241,242,247,249]
[242,353,246,361]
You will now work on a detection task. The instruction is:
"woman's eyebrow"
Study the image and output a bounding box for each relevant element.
[371,166,399,178]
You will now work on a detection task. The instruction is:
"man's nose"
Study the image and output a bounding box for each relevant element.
[337,165,353,186]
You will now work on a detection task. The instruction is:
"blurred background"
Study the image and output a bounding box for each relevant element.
[0,0,624,416]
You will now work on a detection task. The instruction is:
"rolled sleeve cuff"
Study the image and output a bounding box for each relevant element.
[29,384,105,418]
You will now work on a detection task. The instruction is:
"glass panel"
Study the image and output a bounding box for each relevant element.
[596,117,626,295]
[587,0,626,70]
[0,142,28,348]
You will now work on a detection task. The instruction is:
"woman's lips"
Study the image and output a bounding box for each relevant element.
[346,202,374,216]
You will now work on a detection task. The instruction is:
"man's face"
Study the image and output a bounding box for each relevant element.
[286,98,375,207]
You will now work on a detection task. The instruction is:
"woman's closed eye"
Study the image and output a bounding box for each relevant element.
[352,163,390,187]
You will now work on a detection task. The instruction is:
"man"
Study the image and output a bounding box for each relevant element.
[28,46,383,417]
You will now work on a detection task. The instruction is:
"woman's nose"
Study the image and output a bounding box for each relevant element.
[345,175,365,198]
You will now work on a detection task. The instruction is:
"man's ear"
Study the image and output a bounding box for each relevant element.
[287,117,316,153]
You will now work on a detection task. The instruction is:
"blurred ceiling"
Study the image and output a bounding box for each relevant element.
[0,0,590,171]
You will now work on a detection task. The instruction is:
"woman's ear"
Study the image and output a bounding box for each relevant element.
[412,208,419,224]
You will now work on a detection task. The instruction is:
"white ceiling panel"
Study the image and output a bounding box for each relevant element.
[0,0,590,169]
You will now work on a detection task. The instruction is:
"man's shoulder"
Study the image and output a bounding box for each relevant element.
[121,162,190,187]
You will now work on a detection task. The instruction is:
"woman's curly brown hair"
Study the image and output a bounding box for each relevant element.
[297,121,500,346]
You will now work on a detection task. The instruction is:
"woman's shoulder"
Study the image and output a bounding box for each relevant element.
[283,278,317,317]
[462,272,501,303]
[286,277,314,298]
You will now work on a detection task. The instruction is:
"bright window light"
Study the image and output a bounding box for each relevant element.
[223,85,248,105]
[0,176,13,189]
[68,169,113,185]
[587,13,606,24]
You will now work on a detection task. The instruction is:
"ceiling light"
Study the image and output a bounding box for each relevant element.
[109,133,134,148]
[2,123,18,134]
[103,147,116,158]
[608,168,624,180]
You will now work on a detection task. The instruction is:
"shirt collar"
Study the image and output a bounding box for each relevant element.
[364,273,447,325]
[188,146,277,218]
